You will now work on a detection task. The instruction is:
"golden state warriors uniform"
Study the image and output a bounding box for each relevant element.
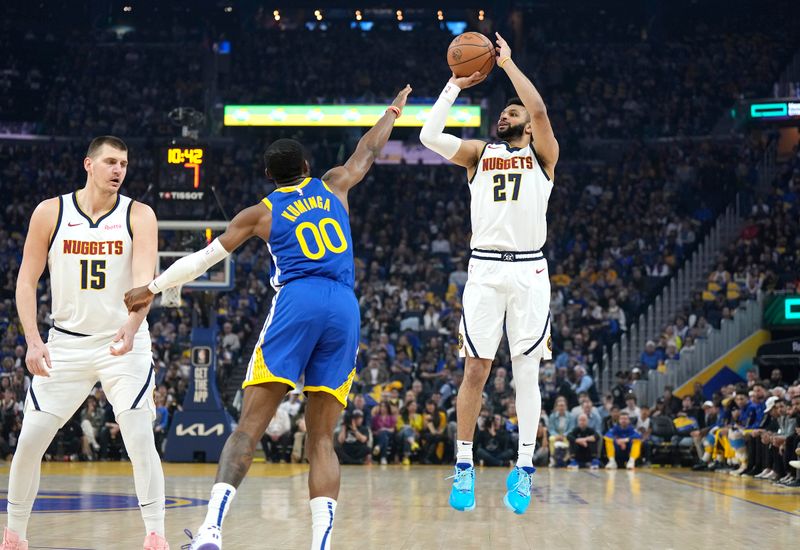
[243,177,358,406]
[26,192,155,425]
[458,142,553,361]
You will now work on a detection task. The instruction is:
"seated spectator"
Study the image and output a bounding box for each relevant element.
[604,412,642,469]
[395,400,423,465]
[567,413,601,469]
[420,399,448,464]
[602,406,621,433]
[621,395,642,424]
[475,414,514,467]
[572,366,596,402]
[610,371,632,408]
[640,340,664,371]
[533,418,550,467]
[335,410,371,465]
[262,401,292,463]
[662,386,683,417]
[371,401,397,465]
[291,414,308,464]
[79,395,104,460]
[548,397,575,467]
[153,394,169,458]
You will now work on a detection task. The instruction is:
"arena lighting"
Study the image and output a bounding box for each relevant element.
[355,10,362,21]
[314,9,323,20]
[437,10,444,21]
[396,9,403,21]
[273,9,280,21]
[478,9,485,21]
[224,6,233,13]
[123,5,132,12]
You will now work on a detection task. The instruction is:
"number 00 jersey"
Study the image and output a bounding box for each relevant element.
[262,177,354,289]
[468,142,553,251]
[48,192,141,336]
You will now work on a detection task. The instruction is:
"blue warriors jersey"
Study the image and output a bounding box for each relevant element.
[262,177,354,289]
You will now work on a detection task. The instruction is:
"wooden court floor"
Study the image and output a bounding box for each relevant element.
[1,462,798,549]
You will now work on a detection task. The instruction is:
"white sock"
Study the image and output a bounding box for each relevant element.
[512,354,541,469]
[6,410,61,540]
[456,440,474,466]
[310,497,337,550]
[118,408,166,536]
[203,483,237,529]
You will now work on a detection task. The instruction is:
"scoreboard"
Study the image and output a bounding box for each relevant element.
[157,143,209,219]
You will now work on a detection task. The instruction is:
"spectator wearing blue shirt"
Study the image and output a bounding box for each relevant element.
[604,412,642,470]
[640,340,664,371]
[548,397,576,466]
[741,383,768,429]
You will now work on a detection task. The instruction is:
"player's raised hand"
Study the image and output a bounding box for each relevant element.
[448,71,487,90]
[110,323,135,356]
[124,285,155,313]
[494,32,512,63]
[390,84,413,115]
[26,339,52,377]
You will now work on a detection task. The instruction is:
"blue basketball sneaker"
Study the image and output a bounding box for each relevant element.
[504,466,535,515]
[448,463,476,511]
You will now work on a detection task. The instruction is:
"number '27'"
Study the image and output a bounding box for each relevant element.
[493,173,521,202]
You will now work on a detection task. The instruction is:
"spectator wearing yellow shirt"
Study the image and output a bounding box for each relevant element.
[396,401,423,465]
[550,265,572,288]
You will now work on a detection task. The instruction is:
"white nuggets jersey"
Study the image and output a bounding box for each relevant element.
[468,142,553,251]
[48,192,142,336]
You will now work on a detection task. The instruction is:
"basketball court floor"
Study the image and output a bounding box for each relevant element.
[1,462,797,549]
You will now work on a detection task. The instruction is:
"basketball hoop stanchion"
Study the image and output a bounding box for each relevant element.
[158,220,236,462]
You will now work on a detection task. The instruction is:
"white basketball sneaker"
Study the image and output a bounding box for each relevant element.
[187,525,222,550]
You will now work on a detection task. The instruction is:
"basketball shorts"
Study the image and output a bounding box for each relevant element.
[458,250,552,361]
[243,276,360,407]
[26,328,155,426]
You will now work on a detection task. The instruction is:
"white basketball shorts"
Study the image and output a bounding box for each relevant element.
[458,250,552,361]
[25,328,155,425]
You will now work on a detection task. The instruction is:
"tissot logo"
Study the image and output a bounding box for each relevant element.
[175,423,225,437]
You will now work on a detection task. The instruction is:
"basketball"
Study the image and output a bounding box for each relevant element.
[447,32,495,78]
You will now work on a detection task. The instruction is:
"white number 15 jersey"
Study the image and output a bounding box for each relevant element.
[468,142,553,252]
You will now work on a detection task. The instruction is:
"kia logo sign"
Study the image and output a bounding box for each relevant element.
[175,423,225,437]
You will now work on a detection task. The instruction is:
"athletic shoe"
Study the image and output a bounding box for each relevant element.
[504,466,535,515]
[754,469,773,479]
[691,462,709,471]
[380,457,388,465]
[782,478,800,487]
[605,460,617,470]
[0,528,28,550]
[789,460,800,470]
[567,460,579,470]
[448,463,476,512]
[143,532,170,550]
[401,457,410,466]
[763,471,779,481]
[730,464,747,476]
[626,458,636,470]
[186,525,222,550]
[590,459,601,470]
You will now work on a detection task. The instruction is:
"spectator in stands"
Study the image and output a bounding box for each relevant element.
[603,406,621,434]
[567,413,601,469]
[420,399,447,464]
[371,401,397,465]
[395,400,423,465]
[622,395,642,424]
[335,410,371,465]
[691,401,718,460]
[262,401,292,463]
[548,397,575,467]
[640,340,664,371]
[604,412,642,470]
[610,371,632,408]
[662,386,682,417]
[765,398,797,484]
[475,414,514,467]
[349,394,372,427]
[152,394,169,457]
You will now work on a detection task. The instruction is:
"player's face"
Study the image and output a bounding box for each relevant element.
[86,144,128,193]
[496,105,530,140]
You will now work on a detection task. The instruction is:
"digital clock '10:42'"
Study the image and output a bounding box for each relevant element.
[167,147,204,165]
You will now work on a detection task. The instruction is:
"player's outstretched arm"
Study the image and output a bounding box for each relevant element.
[123,202,271,313]
[323,84,412,196]
[495,32,559,178]
[419,72,486,173]
[16,198,59,376]
[111,202,158,355]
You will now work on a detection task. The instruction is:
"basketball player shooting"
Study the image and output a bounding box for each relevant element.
[5,137,168,550]
[124,85,411,550]
[420,32,558,515]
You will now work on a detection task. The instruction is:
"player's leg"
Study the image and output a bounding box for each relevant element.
[97,331,167,549]
[305,392,345,550]
[5,332,95,547]
[502,261,551,514]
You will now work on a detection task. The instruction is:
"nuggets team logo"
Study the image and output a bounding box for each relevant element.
[546,336,552,352]
[458,333,464,350]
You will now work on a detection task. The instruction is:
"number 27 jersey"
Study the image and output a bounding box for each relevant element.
[262,177,354,289]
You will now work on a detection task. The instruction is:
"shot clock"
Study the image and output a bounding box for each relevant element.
[157,143,210,219]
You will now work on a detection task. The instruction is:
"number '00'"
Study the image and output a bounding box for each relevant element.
[295,218,348,260]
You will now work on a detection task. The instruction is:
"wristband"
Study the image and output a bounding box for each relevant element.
[147,280,161,295]
[440,82,461,104]
[386,105,401,118]
[499,56,511,68]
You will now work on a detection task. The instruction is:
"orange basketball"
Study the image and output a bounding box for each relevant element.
[447,32,495,78]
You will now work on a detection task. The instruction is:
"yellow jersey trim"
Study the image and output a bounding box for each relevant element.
[273,177,312,193]
[321,180,333,193]
[261,197,272,210]
[303,385,348,407]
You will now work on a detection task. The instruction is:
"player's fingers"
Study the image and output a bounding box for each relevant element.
[42,347,53,371]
